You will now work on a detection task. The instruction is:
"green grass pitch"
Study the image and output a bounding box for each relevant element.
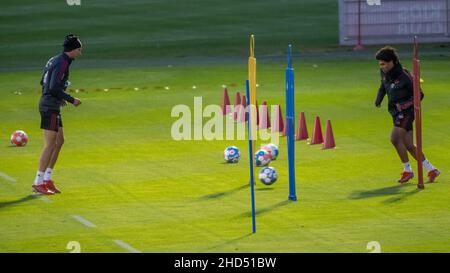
[1,0,449,253]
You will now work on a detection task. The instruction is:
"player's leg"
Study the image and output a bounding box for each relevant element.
[33,129,57,194]
[33,111,60,194]
[39,129,58,172]
[404,129,421,160]
[391,126,414,183]
[47,126,64,169]
[404,130,440,182]
[391,126,409,163]
[44,119,64,193]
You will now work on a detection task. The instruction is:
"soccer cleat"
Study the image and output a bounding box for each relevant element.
[44,180,61,194]
[32,184,54,195]
[398,171,414,183]
[427,169,440,183]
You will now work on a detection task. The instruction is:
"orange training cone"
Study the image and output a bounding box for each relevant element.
[256,100,259,126]
[233,92,241,120]
[323,120,336,149]
[244,96,248,122]
[278,105,284,133]
[310,116,323,145]
[259,101,270,129]
[296,112,308,141]
[238,95,247,122]
[272,104,284,133]
[221,88,231,115]
[282,117,287,136]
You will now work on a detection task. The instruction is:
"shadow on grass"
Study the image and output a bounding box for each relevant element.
[256,187,274,191]
[205,233,253,251]
[349,184,421,204]
[238,200,292,218]
[0,195,36,209]
[382,188,421,204]
[198,184,250,200]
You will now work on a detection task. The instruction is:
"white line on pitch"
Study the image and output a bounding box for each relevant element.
[0,172,16,182]
[71,215,97,228]
[112,240,141,253]
[39,196,53,203]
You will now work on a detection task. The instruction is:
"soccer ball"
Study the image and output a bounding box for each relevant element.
[254,149,271,167]
[10,130,28,147]
[259,167,278,185]
[224,146,240,163]
[263,143,279,160]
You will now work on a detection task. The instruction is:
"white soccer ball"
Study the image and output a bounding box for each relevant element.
[263,143,279,160]
[259,167,278,185]
[254,149,271,167]
[224,146,240,163]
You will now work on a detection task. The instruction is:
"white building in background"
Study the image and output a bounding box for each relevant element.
[339,0,450,45]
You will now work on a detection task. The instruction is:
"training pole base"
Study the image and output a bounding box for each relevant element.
[418,184,425,190]
[353,45,364,51]
[288,196,297,201]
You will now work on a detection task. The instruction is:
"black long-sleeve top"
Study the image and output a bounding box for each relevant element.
[39,52,75,112]
[375,62,416,116]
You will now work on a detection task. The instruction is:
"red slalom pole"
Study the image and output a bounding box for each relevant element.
[413,36,424,190]
[354,0,364,51]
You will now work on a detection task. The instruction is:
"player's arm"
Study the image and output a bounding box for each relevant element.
[395,73,421,112]
[48,61,77,104]
[374,82,386,108]
[405,69,424,101]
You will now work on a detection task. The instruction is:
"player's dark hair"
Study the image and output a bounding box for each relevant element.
[63,34,82,52]
[375,46,399,64]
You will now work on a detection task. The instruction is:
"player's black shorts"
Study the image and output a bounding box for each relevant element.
[392,109,414,131]
[40,110,63,132]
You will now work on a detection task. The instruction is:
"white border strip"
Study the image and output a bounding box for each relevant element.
[0,172,16,182]
[113,240,141,253]
[39,196,53,203]
[71,215,97,228]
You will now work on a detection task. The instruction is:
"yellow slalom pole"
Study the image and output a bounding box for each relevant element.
[247,35,257,233]
[248,35,257,163]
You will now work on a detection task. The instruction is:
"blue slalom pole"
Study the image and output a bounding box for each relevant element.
[286,45,297,201]
[246,79,256,233]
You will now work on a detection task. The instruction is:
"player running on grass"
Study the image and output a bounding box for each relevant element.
[32,34,82,195]
[374,46,440,184]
